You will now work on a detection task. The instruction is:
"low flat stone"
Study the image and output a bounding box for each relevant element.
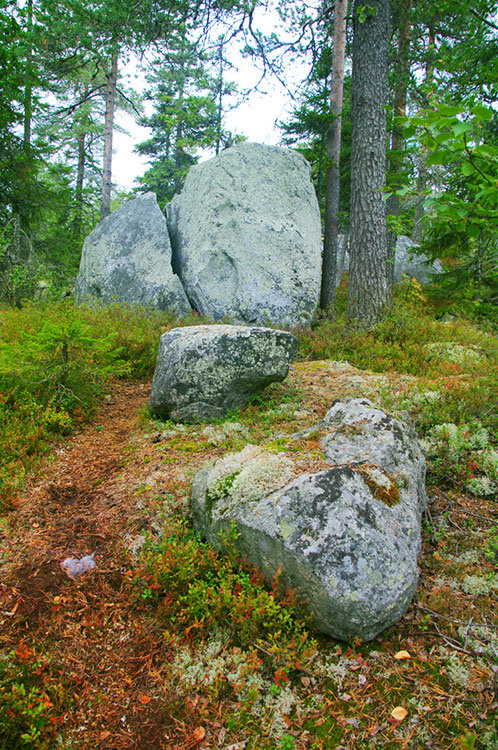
[192,398,427,641]
[149,324,298,423]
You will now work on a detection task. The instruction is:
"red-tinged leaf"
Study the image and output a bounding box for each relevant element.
[100,730,111,740]
[193,726,206,742]
[137,694,151,705]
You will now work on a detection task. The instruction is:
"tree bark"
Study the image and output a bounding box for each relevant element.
[386,0,412,297]
[320,0,348,313]
[73,129,86,244]
[100,51,118,220]
[174,33,187,194]
[348,0,390,326]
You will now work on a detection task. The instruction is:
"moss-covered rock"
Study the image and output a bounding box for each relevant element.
[192,398,427,642]
[149,324,298,423]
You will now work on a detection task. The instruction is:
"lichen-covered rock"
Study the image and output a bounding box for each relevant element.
[336,235,443,286]
[76,192,191,315]
[192,398,427,641]
[394,235,442,284]
[321,398,427,521]
[424,342,485,366]
[149,324,298,423]
[166,142,322,326]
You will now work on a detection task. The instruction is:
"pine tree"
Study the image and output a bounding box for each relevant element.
[136,32,235,206]
[348,0,390,326]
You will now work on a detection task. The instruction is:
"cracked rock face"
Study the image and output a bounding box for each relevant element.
[75,192,191,316]
[166,142,322,327]
[192,398,428,642]
[149,324,298,423]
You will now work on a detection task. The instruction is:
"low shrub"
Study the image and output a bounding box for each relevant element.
[297,285,496,379]
[0,642,67,750]
[0,299,179,506]
[133,520,317,670]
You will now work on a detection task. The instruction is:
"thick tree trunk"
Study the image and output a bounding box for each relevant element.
[348,0,390,326]
[386,0,412,297]
[320,0,348,313]
[100,52,118,220]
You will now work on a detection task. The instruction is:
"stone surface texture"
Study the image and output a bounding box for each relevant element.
[166,142,322,326]
[192,398,427,641]
[336,234,443,286]
[149,324,298,423]
[393,235,443,284]
[76,192,191,315]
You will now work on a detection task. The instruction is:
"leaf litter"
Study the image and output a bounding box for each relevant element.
[0,365,496,749]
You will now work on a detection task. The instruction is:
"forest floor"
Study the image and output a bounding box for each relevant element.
[1,362,497,750]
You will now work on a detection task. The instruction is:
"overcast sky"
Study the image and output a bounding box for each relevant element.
[111,5,310,190]
[112,82,291,190]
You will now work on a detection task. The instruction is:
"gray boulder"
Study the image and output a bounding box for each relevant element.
[149,324,298,423]
[336,235,443,286]
[76,192,191,315]
[166,142,322,327]
[394,235,443,284]
[192,398,427,641]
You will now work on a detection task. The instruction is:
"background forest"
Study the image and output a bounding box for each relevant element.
[0,0,496,321]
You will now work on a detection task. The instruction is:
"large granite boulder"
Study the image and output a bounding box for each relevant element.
[166,142,322,327]
[76,192,191,315]
[149,324,298,423]
[192,398,427,641]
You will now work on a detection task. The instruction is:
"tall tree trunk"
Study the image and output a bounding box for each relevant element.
[386,0,412,297]
[215,43,223,156]
[316,129,327,213]
[320,0,348,313]
[348,0,390,326]
[411,26,435,243]
[20,0,33,238]
[174,31,187,194]
[100,51,118,220]
[72,130,86,244]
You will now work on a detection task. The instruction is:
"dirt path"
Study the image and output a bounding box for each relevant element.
[2,363,494,749]
[1,380,184,749]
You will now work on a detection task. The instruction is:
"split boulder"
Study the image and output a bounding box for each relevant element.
[76,192,191,315]
[166,142,322,327]
[149,324,298,423]
[192,398,427,641]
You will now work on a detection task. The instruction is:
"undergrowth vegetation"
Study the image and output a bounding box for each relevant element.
[134,519,316,666]
[0,301,203,505]
[0,284,496,748]
[1,285,496,507]
[0,641,68,750]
